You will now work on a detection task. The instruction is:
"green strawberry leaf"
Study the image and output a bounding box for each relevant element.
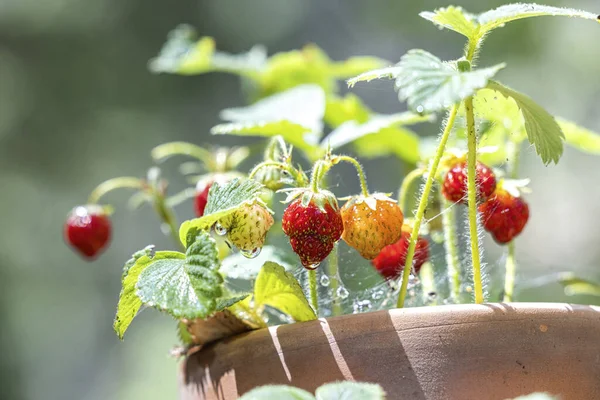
[221,245,296,280]
[239,385,315,400]
[328,56,389,79]
[421,4,597,41]
[322,112,431,164]
[114,250,186,339]
[395,50,505,113]
[136,231,222,319]
[325,94,371,127]
[215,293,250,310]
[346,65,403,88]
[559,274,600,297]
[179,178,266,246]
[557,118,600,155]
[419,6,477,38]
[148,25,266,77]
[486,80,564,165]
[253,262,316,322]
[315,382,386,400]
[211,85,325,156]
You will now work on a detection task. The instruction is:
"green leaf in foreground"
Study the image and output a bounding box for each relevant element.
[253,262,316,322]
[420,4,598,41]
[395,49,504,113]
[114,250,185,339]
[179,178,267,246]
[557,118,600,155]
[211,84,325,155]
[239,385,315,400]
[315,381,386,400]
[486,80,564,164]
[136,231,222,319]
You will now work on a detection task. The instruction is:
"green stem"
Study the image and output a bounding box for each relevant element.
[398,168,424,213]
[503,141,521,302]
[153,194,185,251]
[465,96,484,304]
[249,160,307,187]
[308,269,318,315]
[440,193,462,302]
[310,161,326,192]
[332,155,369,197]
[328,243,342,316]
[397,105,460,308]
[151,142,213,165]
[88,177,144,204]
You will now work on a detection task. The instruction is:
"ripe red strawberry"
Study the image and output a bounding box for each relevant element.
[442,161,496,204]
[282,194,344,268]
[194,181,212,217]
[218,202,274,254]
[479,188,529,244]
[64,205,112,259]
[372,224,429,280]
[340,194,404,260]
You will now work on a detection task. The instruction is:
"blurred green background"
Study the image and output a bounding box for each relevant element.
[2,0,600,398]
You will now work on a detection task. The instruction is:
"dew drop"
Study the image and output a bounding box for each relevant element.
[427,291,438,300]
[320,274,330,287]
[372,290,384,300]
[416,105,425,113]
[336,286,349,299]
[306,262,320,270]
[214,222,227,236]
[160,223,171,235]
[241,247,261,259]
[353,299,372,313]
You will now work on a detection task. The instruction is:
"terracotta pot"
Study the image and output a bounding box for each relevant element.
[179,303,600,400]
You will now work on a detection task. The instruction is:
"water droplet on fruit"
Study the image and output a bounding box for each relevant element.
[320,275,330,287]
[241,247,261,259]
[353,299,372,313]
[336,286,349,299]
[214,222,227,236]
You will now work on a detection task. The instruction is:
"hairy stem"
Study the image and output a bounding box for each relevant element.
[465,96,484,304]
[397,105,460,308]
[332,155,369,197]
[398,168,424,213]
[151,142,213,165]
[308,269,318,315]
[153,194,185,251]
[440,193,462,302]
[503,141,521,302]
[328,243,342,316]
[310,161,326,192]
[88,177,144,204]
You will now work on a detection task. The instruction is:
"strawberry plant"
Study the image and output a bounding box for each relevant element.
[65,2,600,353]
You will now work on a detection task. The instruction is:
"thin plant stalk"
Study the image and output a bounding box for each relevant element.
[503,141,521,302]
[397,105,460,308]
[465,96,484,304]
[440,192,462,302]
[308,269,318,314]
[328,242,342,316]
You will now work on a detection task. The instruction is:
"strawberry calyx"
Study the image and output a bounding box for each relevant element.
[279,187,339,213]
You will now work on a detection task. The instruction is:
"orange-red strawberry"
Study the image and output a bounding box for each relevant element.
[442,161,496,204]
[479,188,529,244]
[372,224,429,280]
[64,205,112,259]
[340,194,404,260]
[282,193,343,268]
[218,202,274,255]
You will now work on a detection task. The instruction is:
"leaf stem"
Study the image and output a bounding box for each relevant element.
[331,155,369,197]
[398,168,424,213]
[151,142,213,165]
[503,141,521,302]
[153,194,185,251]
[308,269,318,315]
[440,193,462,302]
[88,177,145,204]
[465,96,484,304]
[397,105,460,308]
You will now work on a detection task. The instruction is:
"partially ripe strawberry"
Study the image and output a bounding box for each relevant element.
[340,194,404,260]
[218,202,274,255]
[442,161,496,204]
[479,189,529,244]
[64,205,112,259]
[282,195,344,268]
[371,224,429,280]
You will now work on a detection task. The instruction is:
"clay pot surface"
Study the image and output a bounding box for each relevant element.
[179,303,600,400]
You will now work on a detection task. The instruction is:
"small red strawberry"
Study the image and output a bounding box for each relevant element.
[479,188,529,244]
[371,224,429,280]
[340,193,404,260]
[64,205,112,259]
[218,202,274,256]
[282,192,344,268]
[442,161,496,204]
[194,181,212,217]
